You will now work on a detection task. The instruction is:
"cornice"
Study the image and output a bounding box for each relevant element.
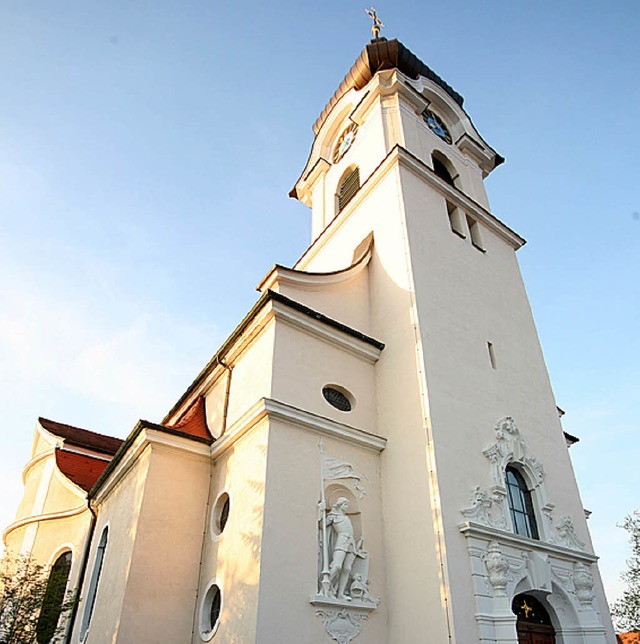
[395,147,525,249]
[257,237,373,294]
[211,397,386,461]
[458,521,598,563]
[295,144,524,270]
[270,298,382,364]
[3,504,89,545]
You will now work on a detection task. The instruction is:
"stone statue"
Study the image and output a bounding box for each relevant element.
[326,497,362,600]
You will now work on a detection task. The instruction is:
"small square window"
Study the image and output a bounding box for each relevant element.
[466,215,484,251]
[447,202,465,238]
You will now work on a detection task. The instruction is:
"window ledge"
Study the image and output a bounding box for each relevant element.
[451,229,466,239]
[472,243,486,253]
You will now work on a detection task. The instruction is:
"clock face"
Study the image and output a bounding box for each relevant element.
[423,109,452,144]
[333,123,358,163]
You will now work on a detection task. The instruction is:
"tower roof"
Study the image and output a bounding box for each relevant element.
[313,37,464,136]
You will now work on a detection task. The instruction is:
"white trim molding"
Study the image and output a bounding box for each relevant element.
[211,398,386,461]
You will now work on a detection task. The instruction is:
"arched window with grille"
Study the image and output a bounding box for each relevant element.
[36,551,72,643]
[505,465,539,540]
[336,166,360,213]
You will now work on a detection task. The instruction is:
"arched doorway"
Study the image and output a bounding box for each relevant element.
[512,593,556,643]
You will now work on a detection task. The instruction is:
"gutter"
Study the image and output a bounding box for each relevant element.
[64,499,97,643]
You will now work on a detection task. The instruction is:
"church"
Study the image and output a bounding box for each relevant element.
[2,32,616,644]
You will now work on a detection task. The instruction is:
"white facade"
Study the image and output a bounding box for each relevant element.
[4,38,615,643]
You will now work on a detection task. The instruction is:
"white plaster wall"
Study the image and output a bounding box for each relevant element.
[270,321,377,433]
[116,441,210,643]
[398,163,614,640]
[72,447,150,643]
[224,323,276,429]
[194,420,270,644]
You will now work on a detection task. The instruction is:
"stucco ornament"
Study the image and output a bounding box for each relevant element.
[483,541,510,596]
[315,609,368,644]
[461,485,508,529]
[322,455,366,499]
[572,562,595,606]
[483,417,544,487]
[553,516,586,551]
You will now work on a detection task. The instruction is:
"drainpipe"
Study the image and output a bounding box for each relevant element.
[64,499,97,643]
[190,356,232,638]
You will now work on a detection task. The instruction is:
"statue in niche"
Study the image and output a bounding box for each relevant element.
[326,498,361,599]
[315,441,378,607]
[318,496,374,603]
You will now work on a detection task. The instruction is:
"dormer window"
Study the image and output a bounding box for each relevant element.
[337,166,360,213]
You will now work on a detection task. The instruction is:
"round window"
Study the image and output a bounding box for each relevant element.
[322,386,353,412]
[199,583,222,640]
[211,492,230,537]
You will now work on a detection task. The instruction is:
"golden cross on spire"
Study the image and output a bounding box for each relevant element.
[365,7,384,39]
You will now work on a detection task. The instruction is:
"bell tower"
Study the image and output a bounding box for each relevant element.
[285,37,615,643]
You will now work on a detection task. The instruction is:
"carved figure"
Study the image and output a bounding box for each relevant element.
[326,498,362,599]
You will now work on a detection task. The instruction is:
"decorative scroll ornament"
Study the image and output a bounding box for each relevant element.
[316,609,368,644]
[553,516,586,551]
[572,562,595,606]
[483,541,510,596]
[461,486,508,529]
[482,417,545,487]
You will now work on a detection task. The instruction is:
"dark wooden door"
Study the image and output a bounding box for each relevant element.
[517,620,556,644]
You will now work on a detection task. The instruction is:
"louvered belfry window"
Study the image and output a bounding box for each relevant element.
[337,167,360,212]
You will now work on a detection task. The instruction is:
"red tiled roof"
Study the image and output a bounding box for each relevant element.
[164,396,212,442]
[55,449,113,492]
[618,634,640,643]
[39,417,123,455]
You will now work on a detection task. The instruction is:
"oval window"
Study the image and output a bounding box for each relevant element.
[211,492,230,537]
[322,386,353,412]
[199,583,222,640]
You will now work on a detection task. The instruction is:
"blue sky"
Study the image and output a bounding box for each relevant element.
[1,1,638,604]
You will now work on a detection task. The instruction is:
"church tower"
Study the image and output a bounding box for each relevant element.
[274,36,615,643]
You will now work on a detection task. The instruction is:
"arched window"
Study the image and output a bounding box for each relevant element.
[505,466,539,539]
[80,527,108,639]
[431,151,459,188]
[337,166,360,213]
[36,551,72,643]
